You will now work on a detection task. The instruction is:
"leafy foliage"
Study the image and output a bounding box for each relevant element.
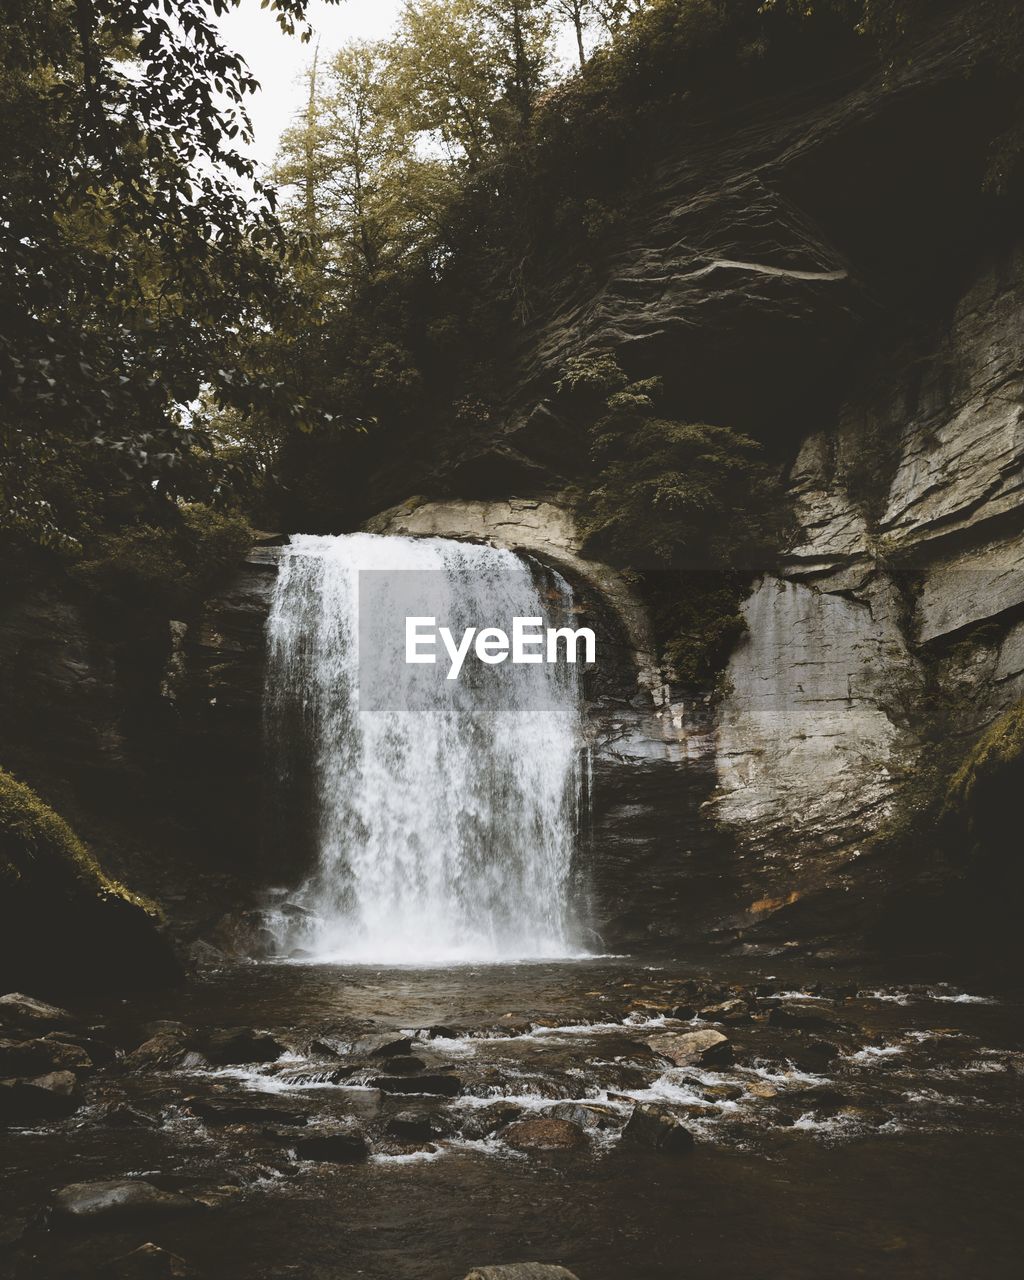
[72,503,253,611]
[562,356,786,683]
[0,0,341,554]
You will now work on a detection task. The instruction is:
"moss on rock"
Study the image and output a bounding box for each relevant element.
[945,701,1024,822]
[0,770,180,993]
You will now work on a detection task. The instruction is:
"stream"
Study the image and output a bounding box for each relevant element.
[2,956,1022,1278]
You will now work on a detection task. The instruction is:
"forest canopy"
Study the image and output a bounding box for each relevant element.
[2,0,1020,637]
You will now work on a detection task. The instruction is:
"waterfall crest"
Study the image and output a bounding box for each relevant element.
[265,533,589,964]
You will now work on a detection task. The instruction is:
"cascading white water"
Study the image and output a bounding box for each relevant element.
[264,533,589,964]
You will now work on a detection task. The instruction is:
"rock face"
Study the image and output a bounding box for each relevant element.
[359,15,1024,950]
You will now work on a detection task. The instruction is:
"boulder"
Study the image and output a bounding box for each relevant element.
[97,1103,160,1129]
[0,993,75,1031]
[646,1029,732,1067]
[502,1117,587,1152]
[546,1102,622,1130]
[459,1102,524,1140]
[52,1180,205,1226]
[0,1070,82,1123]
[43,1029,115,1066]
[97,1242,197,1278]
[464,1266,580,1279]
[377,1054,426,1075]
[0,1036,93,1075]
[699,999,749,1023]
[371,1073,461,1097]
[386,1111,434,1143]
[0,1036,63,1076]
[186,940,227,971]
[670,1005,697,1021]
[125,1032,206,1072]
[623,1103,695,1154]
[424,1025,461,1039]
[294,1131,369,1163]
[202,1028,283,1066]
[357,1034,416,1058]
[768,1006,845,1033]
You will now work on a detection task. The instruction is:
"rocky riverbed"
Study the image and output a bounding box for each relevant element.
[1,958,1022,1278]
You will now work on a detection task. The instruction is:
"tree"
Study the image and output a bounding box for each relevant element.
[550,0,593,66]
[479,0,554,131]
[394,0,502,169]
[0,0,342,552]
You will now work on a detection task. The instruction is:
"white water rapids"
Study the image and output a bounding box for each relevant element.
[264,533,590,964]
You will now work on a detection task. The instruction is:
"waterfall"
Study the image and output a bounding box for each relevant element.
[264,533,590,964]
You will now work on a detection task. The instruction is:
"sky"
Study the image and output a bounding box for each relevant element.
[218,0,579,171]
[218,0,405,170]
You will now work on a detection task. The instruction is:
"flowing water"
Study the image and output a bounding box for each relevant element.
[264,534,588,964]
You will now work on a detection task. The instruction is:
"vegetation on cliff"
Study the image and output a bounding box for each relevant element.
[0,769,179,990]
[945,701,1024,843]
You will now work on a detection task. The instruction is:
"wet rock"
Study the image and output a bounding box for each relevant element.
[0,1069,82,1122]
[187,940,227,971]
[622,1102,695,1154]
[96,1242,197,1278]
[294,1131,369,1163]
[789,1038,843,1073]
[459,1102,524,1139]
[675,1102,720,1118]
[386,1111,434,1142]
[424,1025,460,1039]
[43,1029,115,1067]
[202,1028,283,1066]
[489,1017,533,1037]
[464,1268,580,1280]
[98,1103,160,1129]
[702,1083,744,1102]
[546,1102,622,1131]
[503,1117,587,1152]
[745,1080,779,1099]
[185,1096,308,1127]
[0,1036,76,1076]
[211,909,277,960]
[356,1033,415,1059]
[371,1073,461,1097]
[125,1032,206,1072]
[768,1006,846,1033]
[273,1063,358,1086]
[670,1005,697,1021]
[699,999,750,1024]
[378,1054,426,1075]
[646,1029,732,1067]
[787,1085,849,1114]
[0,993,76,1032]
[52,1180,204,1226]
[142,1020,190,1039]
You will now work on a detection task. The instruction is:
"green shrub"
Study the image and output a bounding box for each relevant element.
[566,354,786,685]
[74,502,253,611]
